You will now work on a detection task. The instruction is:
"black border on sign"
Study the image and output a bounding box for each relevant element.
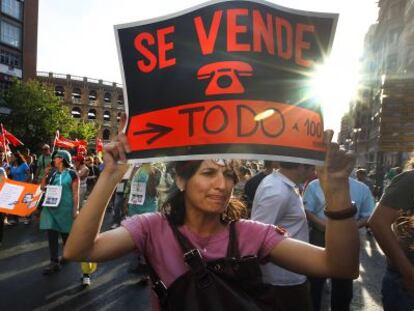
[114,0,338,165]
[126,144,325,163]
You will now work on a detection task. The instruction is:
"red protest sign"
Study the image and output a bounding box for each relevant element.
[115,0,338,164]
[0,179,42,216]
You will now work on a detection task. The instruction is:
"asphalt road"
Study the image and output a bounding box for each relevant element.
[0,215,386,311]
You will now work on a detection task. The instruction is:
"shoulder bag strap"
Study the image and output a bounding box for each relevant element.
[144,255,169,305]
[167,217,195,253]
[227,221,240,258]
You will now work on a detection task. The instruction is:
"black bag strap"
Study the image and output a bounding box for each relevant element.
[227,221,240,258]
[166,217,195,253]
[146,219,241,304]
[144,256,168,305]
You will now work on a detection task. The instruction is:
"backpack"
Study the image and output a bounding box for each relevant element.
[147,219,282,311]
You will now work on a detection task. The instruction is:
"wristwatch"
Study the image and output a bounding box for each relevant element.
[324,201,357,220]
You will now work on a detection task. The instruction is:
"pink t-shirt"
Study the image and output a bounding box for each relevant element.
[121,212,285,310]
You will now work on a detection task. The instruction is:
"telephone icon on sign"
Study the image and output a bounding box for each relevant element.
[197,61,253,96]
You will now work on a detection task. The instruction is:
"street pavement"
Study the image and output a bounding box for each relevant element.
[0,215,386,311]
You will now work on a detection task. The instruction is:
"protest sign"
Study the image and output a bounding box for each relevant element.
[115,0,338,164]
[0,179,42,216]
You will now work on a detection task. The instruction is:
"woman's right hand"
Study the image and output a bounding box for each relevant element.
[102,113,130,177]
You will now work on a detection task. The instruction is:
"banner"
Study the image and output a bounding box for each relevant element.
[55,135,77,150]
[0,179,42,216]
[115,0,338,164]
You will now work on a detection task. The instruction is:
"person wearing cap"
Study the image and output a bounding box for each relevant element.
[35,144,52,183]
[39,150,80,275]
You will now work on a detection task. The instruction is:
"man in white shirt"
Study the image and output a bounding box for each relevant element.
[251,161,315,311]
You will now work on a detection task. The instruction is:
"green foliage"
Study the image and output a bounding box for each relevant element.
[3,79,96,153]
[65,119,98,141]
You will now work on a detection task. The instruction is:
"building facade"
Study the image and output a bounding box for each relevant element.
[340,0,414,185]
[0,0,38,93]
[37,72,125,142]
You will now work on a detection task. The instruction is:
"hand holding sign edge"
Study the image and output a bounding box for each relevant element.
[102,113,130,178]
[316,130,355,198]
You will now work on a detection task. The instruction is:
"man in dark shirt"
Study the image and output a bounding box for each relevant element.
[369,168,414,310]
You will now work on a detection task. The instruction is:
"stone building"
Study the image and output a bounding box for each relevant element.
[0,0,38,93]
[340,0,414,184]
[36,72,125,142]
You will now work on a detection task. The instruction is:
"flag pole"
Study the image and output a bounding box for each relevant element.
[52,130,59,154]
[0,123,8,162]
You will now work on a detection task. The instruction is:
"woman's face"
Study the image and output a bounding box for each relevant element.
[179,160,235,216]
[53,156,63,166]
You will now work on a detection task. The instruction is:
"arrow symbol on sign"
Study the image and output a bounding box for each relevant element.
[293,123,299,131]
[133,123,173,145]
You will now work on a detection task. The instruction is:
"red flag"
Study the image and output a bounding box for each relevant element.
[74,139,88,147]
[55,135,76,149]
[1,124,23,146]
[96,138,103,153]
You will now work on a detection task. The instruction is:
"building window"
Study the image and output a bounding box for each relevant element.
[103,129,111,140]
[1,0,22,20]
[0,21,21,48]
[55,85,64,97]
[117,94,123,106]
[71,107,82,119]
[104,92,111,103]
[89,90,97,100]
[0,48,21,68]
[72,87,81,98]
[103,111,111,121]
[88,109,96,120]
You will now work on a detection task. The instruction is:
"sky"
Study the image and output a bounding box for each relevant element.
[37,0,379,135]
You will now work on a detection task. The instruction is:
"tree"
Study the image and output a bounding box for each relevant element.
[3,80,96,153]
[66,119,98,141]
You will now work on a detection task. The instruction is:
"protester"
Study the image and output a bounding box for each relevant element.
[9,151,30,182]
[39,150,79,276]
[8,152,30,225]
[251,162,315,310]
[35,144,52,183]
[123,163,161,275]
[233,165,251,200]
[368,153,414,311]
[85,155,100,194]
[73,155,89,207]
[64,118,359,311]
[94,155,104,172]
[243,160,278,212]
[110,164,134,229]
[303,175,375,311]
[0,167,7,246]
[356,168,374,193]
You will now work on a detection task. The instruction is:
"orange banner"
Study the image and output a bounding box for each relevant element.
[0,180,42,216]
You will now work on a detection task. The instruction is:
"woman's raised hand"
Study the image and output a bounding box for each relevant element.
[316,130,355,195]
[102,113,130,177]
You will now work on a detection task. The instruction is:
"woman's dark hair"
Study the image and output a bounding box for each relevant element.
[160,160,247,225]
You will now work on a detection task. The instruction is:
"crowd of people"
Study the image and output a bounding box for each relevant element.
[1,122,413,310]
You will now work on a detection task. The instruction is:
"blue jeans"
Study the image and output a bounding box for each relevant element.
[382,268,414,311]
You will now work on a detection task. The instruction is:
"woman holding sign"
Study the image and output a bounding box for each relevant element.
[64,115,359,310]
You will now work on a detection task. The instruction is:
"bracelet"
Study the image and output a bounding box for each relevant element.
[324,201,357,220]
